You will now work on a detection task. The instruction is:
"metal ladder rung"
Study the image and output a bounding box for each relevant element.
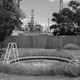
[3,42,19,64]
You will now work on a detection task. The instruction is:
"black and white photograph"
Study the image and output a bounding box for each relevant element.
[0,0,80,80]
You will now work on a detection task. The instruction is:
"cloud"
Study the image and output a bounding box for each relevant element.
[49,0,71,3]
[48,0,55,2]
[63,0,71,3]
[21,18,29,28]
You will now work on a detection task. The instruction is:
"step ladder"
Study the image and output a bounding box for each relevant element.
[3,42,19,64]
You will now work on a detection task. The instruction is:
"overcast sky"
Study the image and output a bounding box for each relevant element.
[20,0,80,27]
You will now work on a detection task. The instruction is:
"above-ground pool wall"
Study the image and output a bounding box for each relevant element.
[1,36,80,49]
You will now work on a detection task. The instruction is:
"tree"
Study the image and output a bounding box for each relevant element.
[14,0,27,20]
[0,0,23,47]
[50,0,80,35]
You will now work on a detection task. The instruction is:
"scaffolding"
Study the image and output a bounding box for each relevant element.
[29,9,35,32]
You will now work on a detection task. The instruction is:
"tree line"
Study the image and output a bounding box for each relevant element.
[0,0,26,41]
[50,0,80,35]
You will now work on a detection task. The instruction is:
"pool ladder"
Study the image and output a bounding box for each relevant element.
[3,42,19,64]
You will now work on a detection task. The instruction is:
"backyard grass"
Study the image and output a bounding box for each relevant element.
[15,48,80,60]
[1,48,80,60]
[0,61,80,77]
[0,73,80,80]
[1,48,80,79]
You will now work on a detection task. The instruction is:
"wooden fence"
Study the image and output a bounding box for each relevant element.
[0,36,80,49]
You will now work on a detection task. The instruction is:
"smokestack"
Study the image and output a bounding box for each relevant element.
[59,0,63,11]
[48,18,50,32]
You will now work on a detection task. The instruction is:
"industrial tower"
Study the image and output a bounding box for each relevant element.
[28,9,35,32]
[59,0,63,11]
[31,9,34,26]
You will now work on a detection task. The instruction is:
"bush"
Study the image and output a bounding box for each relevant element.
[63,44,80,50]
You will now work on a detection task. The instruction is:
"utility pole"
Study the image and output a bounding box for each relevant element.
[45,23,47,32]
[48,18,49,32]
[59,0,63,11]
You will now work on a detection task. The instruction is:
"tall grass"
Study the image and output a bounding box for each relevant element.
[0,62,80,77]
[1,49,79,60]
[18,50,74,60]
[1,48,80,78]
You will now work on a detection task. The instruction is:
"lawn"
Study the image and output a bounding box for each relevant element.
[0,73,80,80]
[0,73,79,80]
[17,48,80,60]
[2,48,80,60]
[0,48,80,80]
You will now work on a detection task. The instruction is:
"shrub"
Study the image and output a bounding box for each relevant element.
[63,44,80,50]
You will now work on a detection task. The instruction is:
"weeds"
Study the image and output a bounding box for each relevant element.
[0,62,80,77]
[0,49,80,77]
[18,50,74,60]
